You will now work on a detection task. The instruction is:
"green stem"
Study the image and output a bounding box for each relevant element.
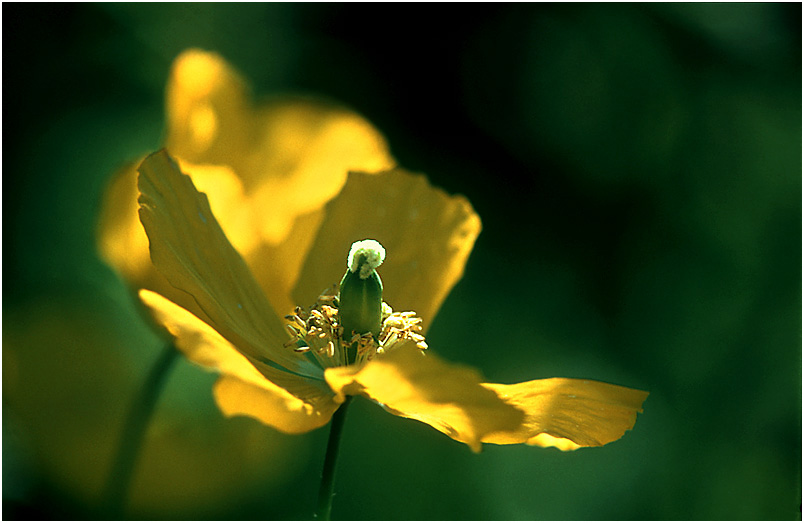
[316,396,353,520]
[102,343,177,517]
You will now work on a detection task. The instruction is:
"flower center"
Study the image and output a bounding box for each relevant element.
[284,289,427,368]
[284,239,427,368]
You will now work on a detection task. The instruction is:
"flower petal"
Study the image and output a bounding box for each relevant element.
[99,158,270,322]
[137,149,320,378]
[481,379,649,450]
[165,49,252,170]
[292,170,481,328]
[248,99,396,244]
[139,289,339,434]
[98,161,153,283]
[246,209,325,318]
[240,101,395,314]
[325,344,523,452]
[165,49,395,243]
[213,376,339,434]
[175,160,261,257]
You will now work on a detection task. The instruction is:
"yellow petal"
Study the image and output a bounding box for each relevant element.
[139,289,339,434]
[137,149,319,378]
[213,376,339,434]
[481,379,649,450]
[248,100,395,244]
[165,49,394,243]
[245,209,325,317]
[97,161,153,283]
[325,344,523,452]
[97,155,301,318]
[241,102,394,314]
[292,170,481,329]
[98,159,260,273]
[165,49,252,168]
[98,158,267,321]
[97,162,205,325]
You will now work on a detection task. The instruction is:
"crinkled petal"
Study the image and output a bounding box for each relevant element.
[98,159,262,318]
[481,379,649,450]
[293,170,481,329]
[137,149,320,378]
[325,344,523,452]
[139,289,339,434]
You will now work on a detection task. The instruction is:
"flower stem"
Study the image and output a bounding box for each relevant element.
[316,396,353,520]
[102,342,177,517]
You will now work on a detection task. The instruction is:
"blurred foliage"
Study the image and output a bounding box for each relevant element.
[3,3,801,520]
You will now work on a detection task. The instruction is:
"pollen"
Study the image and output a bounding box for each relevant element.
[347,239,385,279]
[285,286,426,369]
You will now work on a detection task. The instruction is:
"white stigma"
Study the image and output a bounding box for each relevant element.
[347,239,386,279]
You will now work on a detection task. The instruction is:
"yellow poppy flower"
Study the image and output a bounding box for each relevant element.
[95,49,401,514]
[135,149,648,453]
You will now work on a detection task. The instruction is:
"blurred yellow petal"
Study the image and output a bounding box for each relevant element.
[164,49,395,243]
[248,100,395,244]
[164,48,394,191]
[325,344,523,452]
[97,161,154,284]
[165,49,252,167]
[292,170,481,328]
[137,150,318,377]
[481,379,649,450]
[3,298,139,505]
[139,289,339,434]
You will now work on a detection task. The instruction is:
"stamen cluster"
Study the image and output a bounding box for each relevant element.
[378,309,427,353]
[285,288,427,369]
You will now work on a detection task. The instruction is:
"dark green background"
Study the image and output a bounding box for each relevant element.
[3,3,801,520]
